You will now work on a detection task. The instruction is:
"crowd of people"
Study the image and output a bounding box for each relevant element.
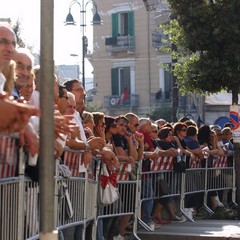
[0,23,236,240]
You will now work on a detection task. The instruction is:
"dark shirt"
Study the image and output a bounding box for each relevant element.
[184,136,201,149]
[112,134,128,151]
[157,140,177,150]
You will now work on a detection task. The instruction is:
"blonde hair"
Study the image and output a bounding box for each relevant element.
[3,60,15,94]
[82,111,93,124]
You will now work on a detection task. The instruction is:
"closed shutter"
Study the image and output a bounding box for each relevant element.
[128,11,134,36]
[111,68,119,95]
[112,13,118,37]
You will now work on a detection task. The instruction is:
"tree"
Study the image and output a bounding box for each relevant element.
[166,0,240,204]
[12,19,26,48]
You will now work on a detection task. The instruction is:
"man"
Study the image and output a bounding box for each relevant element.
[0,24,16,92]
[0,23,39,133]
[19,73,35,102]
[137,118,159,229]
[12,48,34,99]
[64,79,105,240]
[110,115,136,240]
[64,79,105,154]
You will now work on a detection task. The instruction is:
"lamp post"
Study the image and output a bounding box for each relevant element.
[70,53,80,79]
[65,0,102,89]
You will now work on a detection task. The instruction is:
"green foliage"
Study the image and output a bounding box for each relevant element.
[147,105,172,122]
[12,19,26,48]
[163,0,240,101]
[85,102,103,112]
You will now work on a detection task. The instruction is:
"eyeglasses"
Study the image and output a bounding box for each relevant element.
[61,96,68,100]
[217,133,223,136]
[181,128,187,132]
[0,38,16,48]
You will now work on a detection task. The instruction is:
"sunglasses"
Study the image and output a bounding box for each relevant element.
[134,123,139,127]
[181,128,187,132]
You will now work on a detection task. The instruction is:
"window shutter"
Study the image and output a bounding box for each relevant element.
[111,68,119,95]
[128,11,134,36]
[112,13,118,37]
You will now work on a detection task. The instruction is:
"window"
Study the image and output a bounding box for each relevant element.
[112,12,134,37]
[111,67,130,96]
[164,65,172,100]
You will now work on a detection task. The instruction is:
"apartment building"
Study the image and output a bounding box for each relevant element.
[90,0,172,116]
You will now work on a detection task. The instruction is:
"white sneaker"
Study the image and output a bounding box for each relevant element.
[171,215,186,223]
[147,221,161,230]
[113,234,125,240]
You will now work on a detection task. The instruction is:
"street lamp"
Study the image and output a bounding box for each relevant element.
[65,0,102,88]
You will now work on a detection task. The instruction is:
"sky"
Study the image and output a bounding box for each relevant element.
[0,0,93,77]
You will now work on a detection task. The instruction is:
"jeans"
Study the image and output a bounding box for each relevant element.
[141,177,154,224]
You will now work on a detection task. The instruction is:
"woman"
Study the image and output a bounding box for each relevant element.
[82,111,95,139]
[3,60,15,95]
[221,127,234,207]
[92,112,106,139]
[198,125,224,210]
[152,127,186,224]
[173,122,195,168]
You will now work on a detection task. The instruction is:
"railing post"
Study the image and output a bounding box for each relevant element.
[17,147,26,240]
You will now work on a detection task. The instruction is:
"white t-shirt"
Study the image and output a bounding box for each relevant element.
[73,110,87,173]
[29,90,40,108]
[0,73,6,93]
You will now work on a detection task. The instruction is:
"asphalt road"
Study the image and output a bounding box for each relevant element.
[137,219,240,240]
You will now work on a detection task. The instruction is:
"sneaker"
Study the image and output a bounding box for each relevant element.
[153,217,171,225]
[171,215,186,223]
[113,234,125,240]
[147,221,161,230]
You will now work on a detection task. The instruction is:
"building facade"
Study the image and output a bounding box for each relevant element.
[89,0,231,126]
[90,0,172,117]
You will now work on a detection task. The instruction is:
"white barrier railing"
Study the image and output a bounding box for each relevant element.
[0,144,237,239]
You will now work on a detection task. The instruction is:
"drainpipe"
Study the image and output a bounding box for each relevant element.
[147,10,151,107]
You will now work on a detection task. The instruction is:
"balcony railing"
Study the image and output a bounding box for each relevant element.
[104,94,139,108]
[105,35,135,53]
[152,30,170,49]
[150,91,172,106]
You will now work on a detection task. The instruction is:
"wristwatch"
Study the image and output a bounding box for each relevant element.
[83,141,90,151]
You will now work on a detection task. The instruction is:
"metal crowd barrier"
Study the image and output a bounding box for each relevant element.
[95,161,140,240]
[138,156,182,231]
[180,157,206,220]
[0,140,238,240]
[139,154,237,228]
[204,156,236,212]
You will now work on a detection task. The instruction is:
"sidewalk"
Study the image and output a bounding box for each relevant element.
[137,219,240,240]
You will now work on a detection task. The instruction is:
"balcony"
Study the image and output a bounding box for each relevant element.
[105,35,135,53]
[152,30,170,50]
[104,94,139,108]
[150,91,172,106]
